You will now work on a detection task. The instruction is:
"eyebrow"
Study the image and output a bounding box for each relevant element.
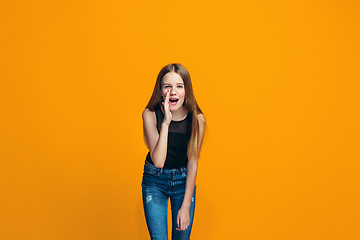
[163,83,184,85]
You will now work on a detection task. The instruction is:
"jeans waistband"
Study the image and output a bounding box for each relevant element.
[145,160,187,175]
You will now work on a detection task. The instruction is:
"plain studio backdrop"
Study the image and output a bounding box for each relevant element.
[1,0,359,239]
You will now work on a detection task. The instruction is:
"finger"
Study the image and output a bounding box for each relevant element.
[165,91,170,109]
[164,91,168,104]
[177,215,180,229]
[180,219,185,231]
[183,221,189,230]
[182,222,186,231]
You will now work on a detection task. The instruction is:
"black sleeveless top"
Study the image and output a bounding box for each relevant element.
[145,103,192,169]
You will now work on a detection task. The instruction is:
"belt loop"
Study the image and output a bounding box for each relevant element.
[160,168,163,174]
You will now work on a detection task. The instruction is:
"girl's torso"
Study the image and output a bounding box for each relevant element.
[145,103,192,169]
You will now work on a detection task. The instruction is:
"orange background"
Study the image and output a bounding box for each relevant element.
[1,0,359,239]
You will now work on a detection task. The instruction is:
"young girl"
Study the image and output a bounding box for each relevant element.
[141,63,206,240]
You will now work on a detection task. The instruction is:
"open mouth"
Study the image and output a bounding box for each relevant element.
[169,99,179,105]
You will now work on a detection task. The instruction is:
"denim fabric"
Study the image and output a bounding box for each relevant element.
[141,160,196,240]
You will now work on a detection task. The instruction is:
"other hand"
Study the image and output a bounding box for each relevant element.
[176,207,190,231]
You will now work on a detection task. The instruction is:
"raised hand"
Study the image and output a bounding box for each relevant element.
[162,90,172,125]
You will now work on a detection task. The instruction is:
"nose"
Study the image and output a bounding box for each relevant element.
[170,87,177,95]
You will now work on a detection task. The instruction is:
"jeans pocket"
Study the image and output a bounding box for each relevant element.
[144,162,162,176]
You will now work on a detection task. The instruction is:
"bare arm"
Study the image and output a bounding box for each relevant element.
[182,113,206,208]
[176,113,206,231]
[142,90,172,168]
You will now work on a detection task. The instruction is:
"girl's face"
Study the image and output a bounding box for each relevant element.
[161,72,186,111]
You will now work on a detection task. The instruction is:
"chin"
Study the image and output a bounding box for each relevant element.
[170,103,183,111]
[169,106,178,111]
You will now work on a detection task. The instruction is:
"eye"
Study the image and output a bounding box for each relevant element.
[164,86,170,88]
[177,85,184,88]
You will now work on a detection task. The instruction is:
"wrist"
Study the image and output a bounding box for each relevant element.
[162,121,170,127]
[180,204,190,210]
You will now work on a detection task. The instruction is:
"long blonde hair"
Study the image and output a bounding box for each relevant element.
[146,63,205,159]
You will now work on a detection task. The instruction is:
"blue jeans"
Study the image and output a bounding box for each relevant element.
[141,160,196,240]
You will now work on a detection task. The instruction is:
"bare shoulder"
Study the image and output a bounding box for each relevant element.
[142,108,156,122]
[142,107,154,117]
[197,113,206,144]
[197,113,206,124]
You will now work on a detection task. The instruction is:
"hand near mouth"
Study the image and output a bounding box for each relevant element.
[162,90,172,125]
